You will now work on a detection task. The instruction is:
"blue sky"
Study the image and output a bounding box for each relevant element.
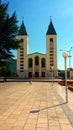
[2,0,73,70]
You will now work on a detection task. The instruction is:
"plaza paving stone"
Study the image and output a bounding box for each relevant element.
[0,82,73,130]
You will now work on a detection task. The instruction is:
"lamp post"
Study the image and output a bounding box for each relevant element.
[60,47,73,80]
[51,66,53,86]
[68,51,72,80]
[62,52,68,103]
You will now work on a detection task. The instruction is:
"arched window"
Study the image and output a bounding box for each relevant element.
[28,58,33,67]
[50,38,53,49]
[35,56,39,65]
[41,58,45,67]
[50,38,53,42]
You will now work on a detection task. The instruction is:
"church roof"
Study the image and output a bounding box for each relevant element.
[46,19,57,35]
[18,20,28,36]
[28,52,45,56]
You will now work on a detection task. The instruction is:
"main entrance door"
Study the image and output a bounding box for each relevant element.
[42,72,45,77]
[28,72,32,77]
[35,72,39,77]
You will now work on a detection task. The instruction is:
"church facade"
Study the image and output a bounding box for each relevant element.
[17,19,58,78]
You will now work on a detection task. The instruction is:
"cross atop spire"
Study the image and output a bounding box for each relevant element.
[22,16,24,23]
[50,16,52,22]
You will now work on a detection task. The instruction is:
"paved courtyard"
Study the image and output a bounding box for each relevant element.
[0,81,73,130]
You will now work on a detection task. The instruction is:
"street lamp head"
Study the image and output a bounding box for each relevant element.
[62,52,68,58]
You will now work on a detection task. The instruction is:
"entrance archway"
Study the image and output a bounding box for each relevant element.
[35,72,39,77]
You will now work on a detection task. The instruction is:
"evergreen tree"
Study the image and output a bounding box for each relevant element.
[0,1,22,66]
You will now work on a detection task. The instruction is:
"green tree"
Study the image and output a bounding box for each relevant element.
[58,70,65,79]
[0,63,11,81]
[0,1,22,66]
[0,1,23,80]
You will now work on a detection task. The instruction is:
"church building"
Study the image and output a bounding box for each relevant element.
[17,18,58,78]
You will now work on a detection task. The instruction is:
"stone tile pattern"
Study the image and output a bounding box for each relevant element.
[0,82,73,130]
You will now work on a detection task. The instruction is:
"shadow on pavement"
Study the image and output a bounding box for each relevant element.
[30,102,66,113]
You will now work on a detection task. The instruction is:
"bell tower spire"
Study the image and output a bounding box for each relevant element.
[46,16,56,35]
[18,18,28,36]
